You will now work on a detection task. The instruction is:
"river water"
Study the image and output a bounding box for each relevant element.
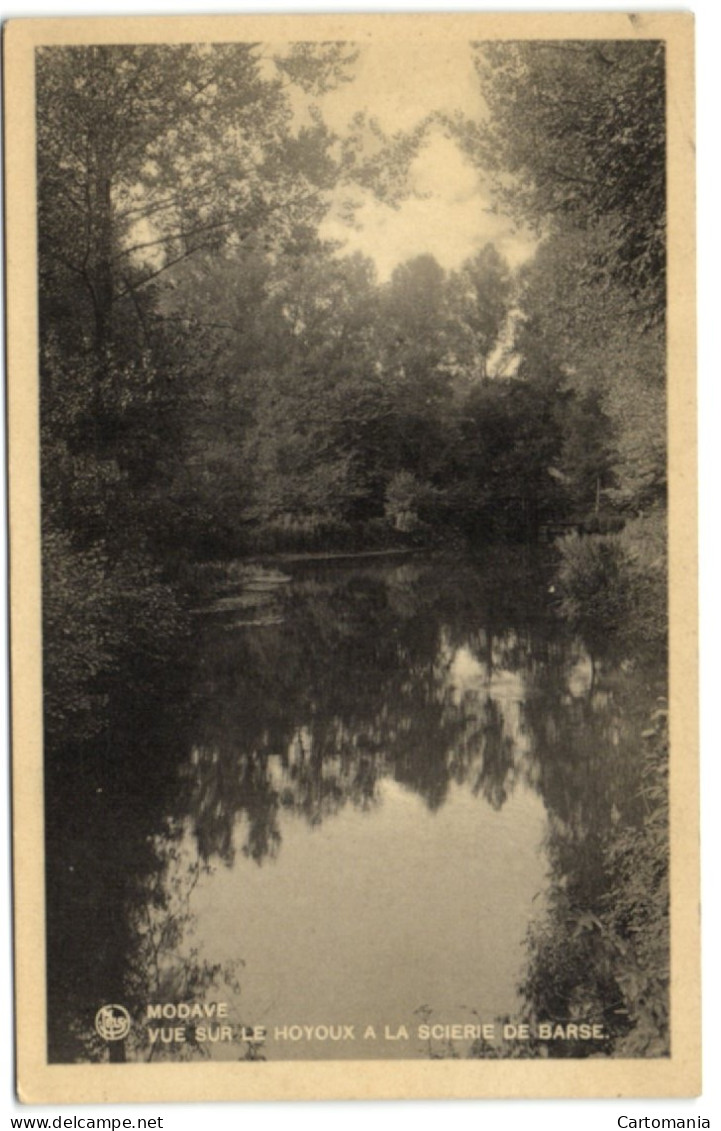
[45,548,664,1062]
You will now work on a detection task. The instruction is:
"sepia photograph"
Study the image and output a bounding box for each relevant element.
[4,10,698,1103]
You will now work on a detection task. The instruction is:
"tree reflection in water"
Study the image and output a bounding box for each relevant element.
[46,549,666,1061]
[124,830,245,1062]
[182,559,535,861]
[53,824,248,1063]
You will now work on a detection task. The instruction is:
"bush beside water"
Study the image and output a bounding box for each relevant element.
[466,708,670,1061]
[556,507,667,662]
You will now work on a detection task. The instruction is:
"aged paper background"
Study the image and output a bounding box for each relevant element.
[5,9,698,1105]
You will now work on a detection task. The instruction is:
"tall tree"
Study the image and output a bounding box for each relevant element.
[36,43,357,357]
[447,243,513,379]
[515,227,666,509]
[463,40,666,320]
[453,41,667,513]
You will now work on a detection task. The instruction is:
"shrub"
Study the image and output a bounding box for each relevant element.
[384,471,440,534]
[556,507,667,661]
[42,523,116,745]
[601,709,669,1055]
[556,534,635,660]
[42,515,188,747]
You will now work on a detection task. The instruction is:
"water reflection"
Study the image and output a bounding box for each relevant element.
[45,549,665,1061]
[184,557,549,865]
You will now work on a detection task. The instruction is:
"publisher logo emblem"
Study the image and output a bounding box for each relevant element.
[95,1004,131,1041]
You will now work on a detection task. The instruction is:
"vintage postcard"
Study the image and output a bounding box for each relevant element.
[5,11,698,1104]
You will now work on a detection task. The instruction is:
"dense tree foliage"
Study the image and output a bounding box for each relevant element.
[38,43,367,738]
[461,41,667,514]
[513,228,666,510]
[464,40,665,315]
[37,43,359,349]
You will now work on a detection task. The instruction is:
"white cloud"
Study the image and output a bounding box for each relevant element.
[317,43,537,278]
[321,131,537,280]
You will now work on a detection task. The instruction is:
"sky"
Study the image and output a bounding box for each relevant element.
[313,41,538,280]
